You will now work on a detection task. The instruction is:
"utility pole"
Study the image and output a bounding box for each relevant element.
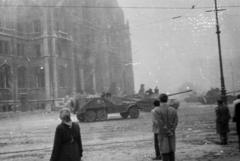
[214,0,227,104]
[230,62,235,96]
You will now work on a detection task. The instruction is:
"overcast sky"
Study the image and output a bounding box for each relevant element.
[117,0,240,93]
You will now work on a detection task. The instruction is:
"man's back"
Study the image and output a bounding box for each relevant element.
[234,99,240,123]
[216,105,230,123]
[152,106,161,133]
[154,103,178,135]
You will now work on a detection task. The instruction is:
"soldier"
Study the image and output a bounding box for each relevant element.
[215,100,231,145]
[154,86,159,95]
[151,100,161,160]
[146,88,154,96]
[233,94,240,150]
[138,84,145,97]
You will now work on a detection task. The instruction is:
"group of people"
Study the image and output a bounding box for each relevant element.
[49,93,240,161]
[138,84,160,97]
[215,95,240,150]
[151,94,240,161]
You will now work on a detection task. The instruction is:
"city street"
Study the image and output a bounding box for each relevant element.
[0,1,240,161]
[0,103,239,161]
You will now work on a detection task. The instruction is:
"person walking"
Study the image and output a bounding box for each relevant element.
[233,94,240,150]
[215,99,231,145]
[50,108,83,161]
[151,100,162,160]
[153,94,178,161]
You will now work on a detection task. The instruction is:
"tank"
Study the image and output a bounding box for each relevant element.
[136,97,180,111]
[70,95,140,122]
[133,90,192,111]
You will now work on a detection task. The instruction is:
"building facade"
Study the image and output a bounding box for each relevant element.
[0,0,134,111]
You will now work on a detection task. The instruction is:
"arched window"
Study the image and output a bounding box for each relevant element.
[17,66,26,88]
[33,19,41,33]
[0,64,11,88]
[58,66,66,87]
[34,66,45,88]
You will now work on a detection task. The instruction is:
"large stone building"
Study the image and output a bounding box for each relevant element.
[0,0,134,111]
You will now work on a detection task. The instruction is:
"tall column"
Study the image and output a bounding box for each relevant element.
[92,69,96,94]
[42,9,51,110]
[50,9,58,100]
[11,35,17,103]
[80,69,85,92]
[71,50,76,95]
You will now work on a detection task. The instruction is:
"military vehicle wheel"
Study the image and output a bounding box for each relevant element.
[120,112,129,119]
[76,113,85,122]
[84,110,97,122]
[129,107,139,118]
[97,109,107,121]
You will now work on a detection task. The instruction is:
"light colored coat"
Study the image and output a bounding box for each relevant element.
[152,106,161,133]
[152,103,178,153]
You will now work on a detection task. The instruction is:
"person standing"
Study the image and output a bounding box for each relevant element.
[50,108,83,161]
[233,94,240,150]
[215,100,231,145]
[151,100,162,160]
[153,94,178,161]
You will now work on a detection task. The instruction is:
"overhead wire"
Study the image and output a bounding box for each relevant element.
[0,4,239,9]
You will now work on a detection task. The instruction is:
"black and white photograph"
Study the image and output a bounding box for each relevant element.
[0,0,240,161]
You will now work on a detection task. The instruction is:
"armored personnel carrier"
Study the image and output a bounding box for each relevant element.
[71,95,140,122]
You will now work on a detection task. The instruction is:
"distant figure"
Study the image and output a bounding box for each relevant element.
[146,88,154,96]
[101,91,106,98]
[151,100,161,160]
[153,94,178,161]
[50,108,83,161]
[168,99,180,110]
[138,84,145,97]
[233,94,240,151]
[154,86,159,95]
[215,100,231,145]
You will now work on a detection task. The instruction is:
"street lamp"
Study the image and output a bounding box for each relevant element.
[213,0,227,104]
[172,1,227,103]
[205,0,227,103]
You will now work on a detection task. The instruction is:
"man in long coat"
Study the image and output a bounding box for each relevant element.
[215,100,231,145]
[50,108,83,161]
[152,94,178,161]
[233,94,240,151]
[152,100,161,160]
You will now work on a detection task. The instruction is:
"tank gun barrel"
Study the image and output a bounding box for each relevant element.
[226,89,240,95]
[167,90,193,97]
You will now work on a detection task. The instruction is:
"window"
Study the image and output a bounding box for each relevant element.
[58,66,66,87]
[57,42,62,56]
[0,18,2,27]
[0,41,9,55]
[17,43,24,56]
[35,44,41,57]
[33,19,41,33]
[34,66,45,88]
[17,66,26,88]
[6,20,14,29]
[55,21,60,31]
[0,64,11,88]
[17,22,24,33]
